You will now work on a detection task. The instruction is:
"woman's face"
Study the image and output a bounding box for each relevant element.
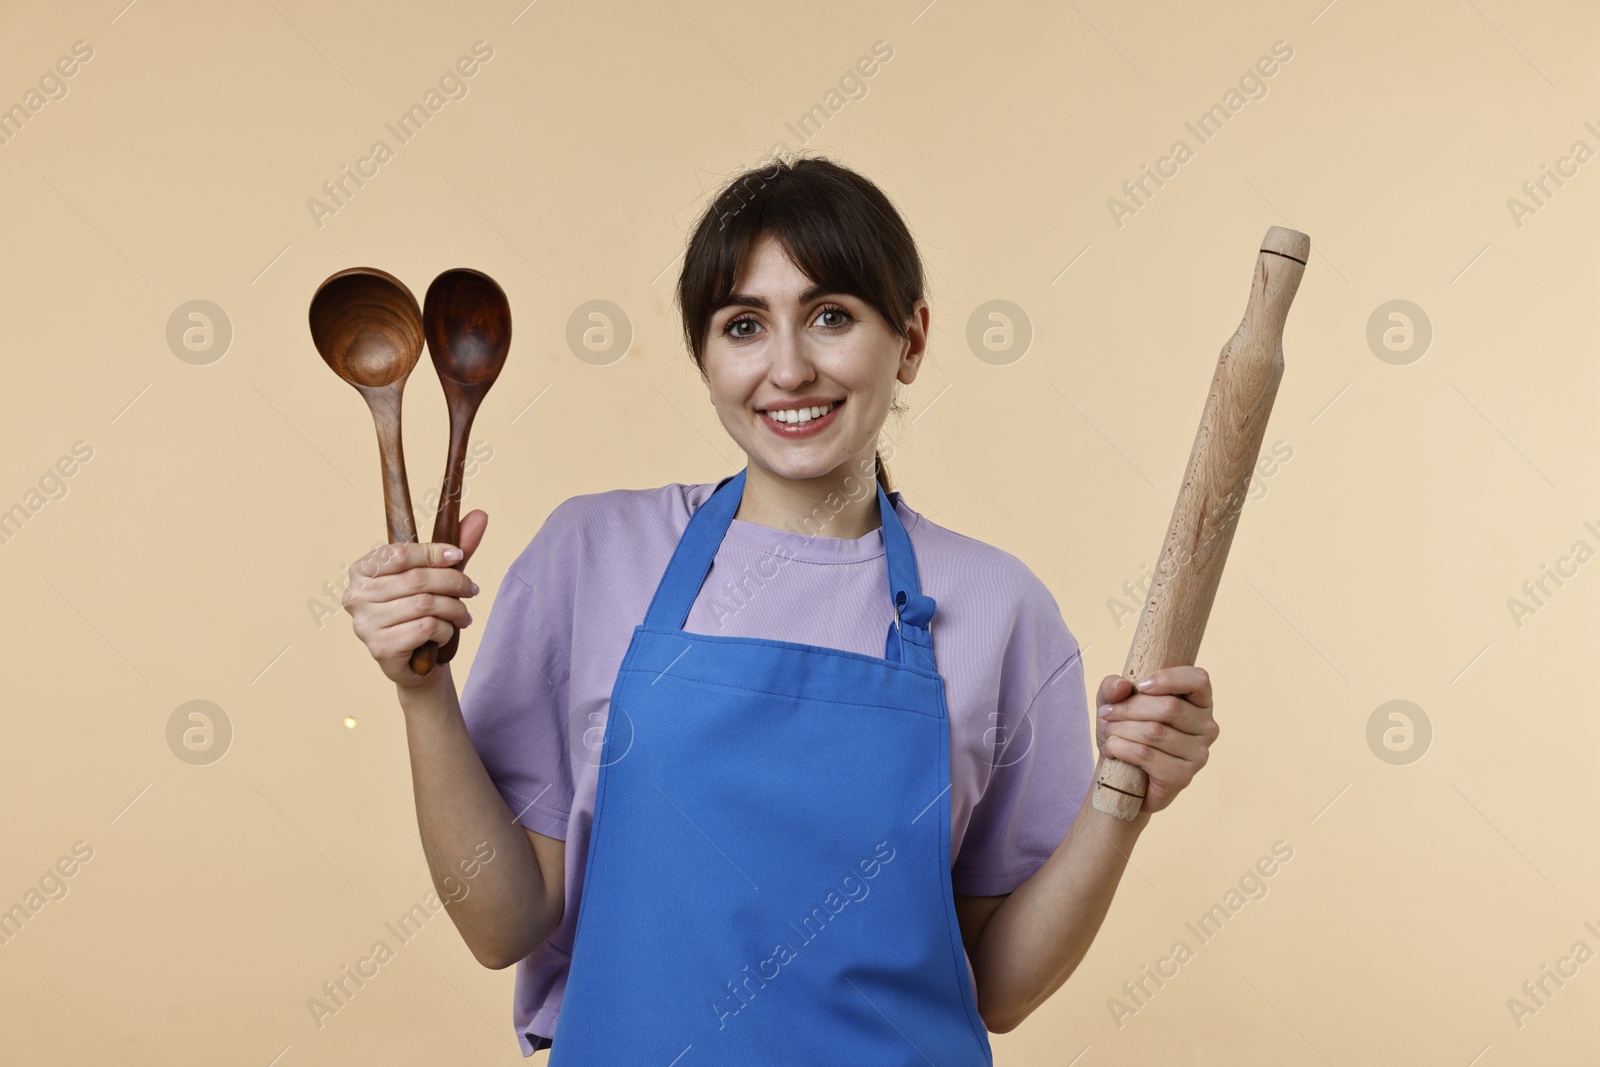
[699,233,928,487]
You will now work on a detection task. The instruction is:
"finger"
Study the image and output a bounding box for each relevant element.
[351,540,466,581]
[360,594,473,643]
[348,564,478,608]
[1097,674,1133,707]
[1102,731,1203,789]
[1105,693,1216,738]
[459,509,489,566]
[1095,678,1134,723]
[1105,716,1211,764]
[1131,666,1212,708]
[1096,677,1131,745]
[372,614,457,661]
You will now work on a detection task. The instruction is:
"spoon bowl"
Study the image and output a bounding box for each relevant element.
[426,268,512,385]
[310,268,426,389]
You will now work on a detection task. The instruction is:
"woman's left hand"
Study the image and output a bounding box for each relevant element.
[1095,666,1218,815]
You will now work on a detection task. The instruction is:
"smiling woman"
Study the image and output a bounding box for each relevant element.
[437,156,1100,1061]
[675,155,930,536]
[358,153,1160,1063]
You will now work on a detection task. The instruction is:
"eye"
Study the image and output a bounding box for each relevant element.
[814,303,853,329]
[723,314,760,340]
[719,302,854,341]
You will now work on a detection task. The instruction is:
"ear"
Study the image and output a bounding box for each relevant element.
[896,299,931,386]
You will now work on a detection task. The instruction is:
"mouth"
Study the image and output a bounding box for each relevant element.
[756,398,843,437]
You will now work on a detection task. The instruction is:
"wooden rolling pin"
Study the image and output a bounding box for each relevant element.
[1092,226,1310,821]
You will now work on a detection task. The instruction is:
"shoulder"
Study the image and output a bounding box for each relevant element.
[899,498,1072,635]
[507,480,712,575]
[540,481,703,535]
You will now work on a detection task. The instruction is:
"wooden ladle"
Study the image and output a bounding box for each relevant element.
[308,267,442,676]
[423,268,512,667]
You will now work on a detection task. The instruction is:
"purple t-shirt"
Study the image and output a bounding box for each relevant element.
[460,479,1093,1053]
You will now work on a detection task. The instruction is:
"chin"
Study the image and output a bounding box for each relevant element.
[750,455,824,480]
[749,452,859,484]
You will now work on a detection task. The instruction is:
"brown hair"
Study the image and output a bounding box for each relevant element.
[675,152,925,494]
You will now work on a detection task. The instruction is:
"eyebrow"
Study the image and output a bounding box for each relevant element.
[715,284,837,313]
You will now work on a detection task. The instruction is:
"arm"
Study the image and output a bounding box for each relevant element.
[344,508,567,970]
[399,664,566,968]
[961,666,1216,1032]
[958,786,1149,1032]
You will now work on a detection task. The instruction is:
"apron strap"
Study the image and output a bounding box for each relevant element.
[641,466,937,670]
[878,478,937,672]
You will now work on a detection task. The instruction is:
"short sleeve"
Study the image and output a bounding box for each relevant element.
[458,500,582,842]
[950,608,1094,897]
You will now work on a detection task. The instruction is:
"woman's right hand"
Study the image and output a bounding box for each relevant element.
[343,509,489,690]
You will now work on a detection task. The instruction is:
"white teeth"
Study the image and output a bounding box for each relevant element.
[763,402,838,425]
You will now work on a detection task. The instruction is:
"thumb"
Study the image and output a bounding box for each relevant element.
[1098,674,1131,707]
[458,509,489,566]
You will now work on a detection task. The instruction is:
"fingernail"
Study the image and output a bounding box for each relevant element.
[443,547,463,562]
[1136,676,1154,690]
[1098,704,1111,720]
[469,581,480,595]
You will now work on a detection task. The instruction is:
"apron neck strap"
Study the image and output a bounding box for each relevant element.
[642,467,937,669]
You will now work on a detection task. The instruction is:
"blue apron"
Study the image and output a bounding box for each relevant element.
[546,467,994,1065]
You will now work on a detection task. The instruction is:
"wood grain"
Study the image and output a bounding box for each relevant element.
[1092,227,1310,821]
[309,268,445,674]
[422,268,512,667]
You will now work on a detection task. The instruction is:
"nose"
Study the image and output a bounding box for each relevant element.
[765,323,818,391]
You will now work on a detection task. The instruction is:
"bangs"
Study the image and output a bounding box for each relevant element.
[677,155,923,363]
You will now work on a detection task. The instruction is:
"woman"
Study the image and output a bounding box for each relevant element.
[342,155,1218,1061]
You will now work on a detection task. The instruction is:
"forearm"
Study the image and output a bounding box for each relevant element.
[398,666,558,968]
[969,788,1151,1032]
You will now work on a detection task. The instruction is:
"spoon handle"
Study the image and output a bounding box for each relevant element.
[361,385,440,676]
[429,390,484,665]
[365,386,418,545]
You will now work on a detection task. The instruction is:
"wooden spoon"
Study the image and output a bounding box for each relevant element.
[308,267,443,676]
[423,268,512,666]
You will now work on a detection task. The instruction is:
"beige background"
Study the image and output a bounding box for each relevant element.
[2,0,1596,1063]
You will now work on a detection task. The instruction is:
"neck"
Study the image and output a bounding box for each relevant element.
[732,459,884,540]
